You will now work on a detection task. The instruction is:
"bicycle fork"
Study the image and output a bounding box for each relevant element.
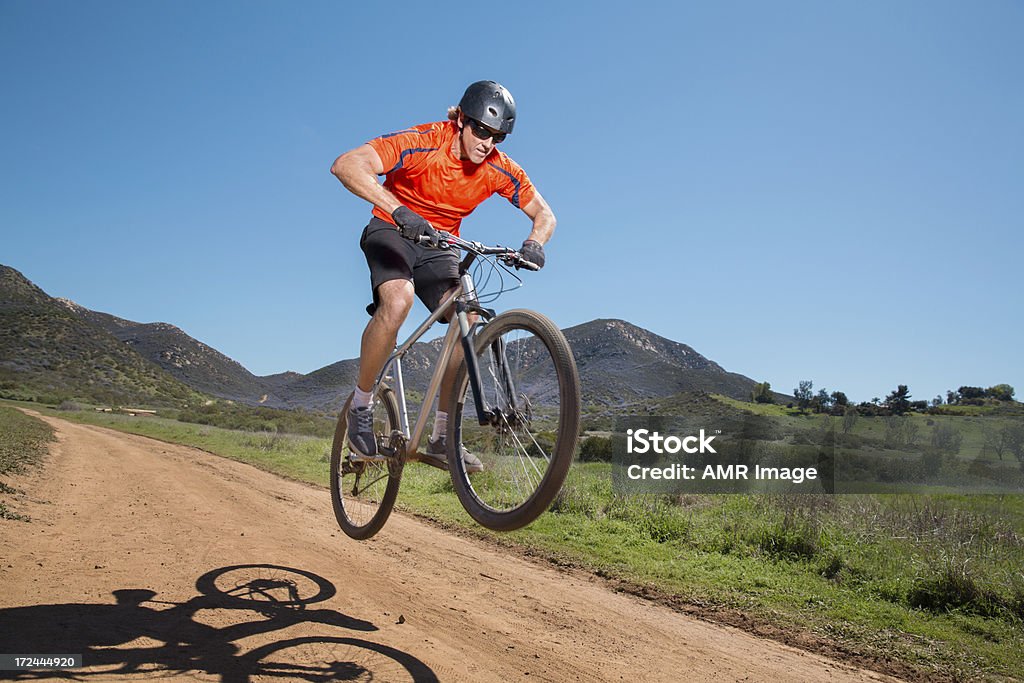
[456,302,520,426]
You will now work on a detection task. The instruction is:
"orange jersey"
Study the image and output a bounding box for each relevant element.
[366,120,536,236]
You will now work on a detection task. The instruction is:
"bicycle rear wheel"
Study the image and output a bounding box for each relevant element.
[330,386,402,540]
[448,309,580,531]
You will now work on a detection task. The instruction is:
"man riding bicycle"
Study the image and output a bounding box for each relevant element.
[330,80,557,473]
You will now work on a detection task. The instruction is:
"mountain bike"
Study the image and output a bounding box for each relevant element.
[330,233,581,540]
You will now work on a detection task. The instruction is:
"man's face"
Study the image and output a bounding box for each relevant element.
[459,114,504,164]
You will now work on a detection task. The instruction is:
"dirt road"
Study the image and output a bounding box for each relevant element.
[0,414,901,682]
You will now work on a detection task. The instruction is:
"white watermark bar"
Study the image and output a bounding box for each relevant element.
[609,415,1024,495]
[0,654,83,670]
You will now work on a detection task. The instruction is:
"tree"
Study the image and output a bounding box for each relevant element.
[751,381,774,404]
[946,389,960,405]
[1003,424,1024,471]
[907,420,921,446]
[830,391,849,408]
[987,384,1015,402]
[983,426,1009,461]
[842,404,859,434]
[931,421,963,455]
[884,416,912,447]
[931,395,943,408]
[811,388,833,414]
[959,386,985,401]
[885,385,912,415]
[794,380,813,413]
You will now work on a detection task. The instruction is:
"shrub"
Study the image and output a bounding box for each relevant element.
[751,381,774,404]
[526,430,556,458]
[907,563,1005,618]
[177,402,333,437]
[819,554,846,581]
[578,435,613,462]
[756,522,820,561]
[920,450,944,478]
[632,497,691,543]
[753,502,823,561]
[1012,585,1024,621]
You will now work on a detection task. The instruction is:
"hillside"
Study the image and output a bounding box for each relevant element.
[0,266,201,406]
[563,319,758,406]
[272,338,443,412]
[266,319,760,412]
[57,300,289,407]
[1,264,765,412]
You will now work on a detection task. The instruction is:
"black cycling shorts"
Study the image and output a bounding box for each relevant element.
[360,217,459,317]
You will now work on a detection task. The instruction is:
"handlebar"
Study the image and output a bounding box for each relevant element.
[412,232,539,271]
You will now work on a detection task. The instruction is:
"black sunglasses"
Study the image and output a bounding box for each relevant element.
[464,117,506,144]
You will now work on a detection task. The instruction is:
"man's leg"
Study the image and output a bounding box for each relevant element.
[357,279,414,394]
[348,278,413,458]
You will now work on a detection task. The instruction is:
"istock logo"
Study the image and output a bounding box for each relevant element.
[626,428,717,454]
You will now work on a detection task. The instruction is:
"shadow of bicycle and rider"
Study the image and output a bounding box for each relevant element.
[0,564,438,682]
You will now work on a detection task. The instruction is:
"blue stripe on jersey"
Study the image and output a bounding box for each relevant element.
[383,147,438,175]
[487,162,521,208]
[379,127,434,139]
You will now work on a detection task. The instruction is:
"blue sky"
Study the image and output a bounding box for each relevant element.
[2,1,1021,404]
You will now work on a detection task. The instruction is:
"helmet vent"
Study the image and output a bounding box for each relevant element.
[488,107,498,117]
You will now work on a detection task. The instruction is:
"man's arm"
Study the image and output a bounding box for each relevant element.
[330,144,402,215]
[521,192,556,245]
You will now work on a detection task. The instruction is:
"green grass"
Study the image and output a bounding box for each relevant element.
[12,399,1024,680]
[174,401,335,438]
[712,394,801,417]
[0,405,56,520]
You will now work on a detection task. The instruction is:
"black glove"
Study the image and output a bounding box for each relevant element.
[392,206,437,243]
[520,239,546,269]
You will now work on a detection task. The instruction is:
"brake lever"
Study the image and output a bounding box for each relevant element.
[500,251,539,271]
[416,233,453,249]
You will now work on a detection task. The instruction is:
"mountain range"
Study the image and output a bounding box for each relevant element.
[1,264,768,411]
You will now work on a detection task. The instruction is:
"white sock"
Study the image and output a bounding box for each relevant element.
[352,386,373,410]
[431,411,448,442]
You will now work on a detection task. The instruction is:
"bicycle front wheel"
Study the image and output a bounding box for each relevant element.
[330,387,402,540]
[448,309,580,531]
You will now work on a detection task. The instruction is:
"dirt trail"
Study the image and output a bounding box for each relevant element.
[0,413,902,682]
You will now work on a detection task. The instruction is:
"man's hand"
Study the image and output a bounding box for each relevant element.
[520,239,546,269]
[392,206,438,243]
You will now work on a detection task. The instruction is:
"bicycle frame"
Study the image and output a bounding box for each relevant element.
[372,267,505,458]
[332,234,576,538]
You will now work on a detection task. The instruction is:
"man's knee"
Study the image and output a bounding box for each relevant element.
[375,280,414,326]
